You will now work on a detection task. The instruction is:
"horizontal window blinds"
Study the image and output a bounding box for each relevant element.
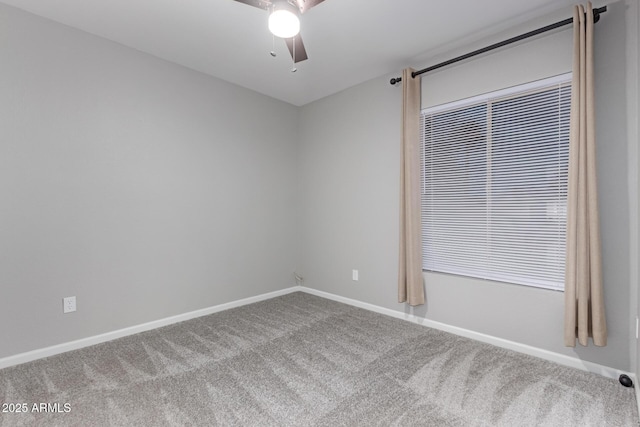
[421,75,571,290]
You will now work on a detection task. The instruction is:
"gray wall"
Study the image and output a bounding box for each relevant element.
[1,0,637,374]
[298,1,638,371]
[629,0,640,380]
[0,4,298,359]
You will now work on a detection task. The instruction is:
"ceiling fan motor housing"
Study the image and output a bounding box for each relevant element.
[234,0,325,62]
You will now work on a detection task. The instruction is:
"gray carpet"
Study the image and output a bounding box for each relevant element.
[0,292,637,426]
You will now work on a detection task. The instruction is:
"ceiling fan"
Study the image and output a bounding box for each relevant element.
[233,0,325,64]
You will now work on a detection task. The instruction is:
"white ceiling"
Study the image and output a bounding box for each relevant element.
[0,0,580,106]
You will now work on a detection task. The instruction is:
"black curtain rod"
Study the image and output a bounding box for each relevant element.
[390,5,607,85]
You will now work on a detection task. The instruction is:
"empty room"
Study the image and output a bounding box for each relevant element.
[1,0,639,425]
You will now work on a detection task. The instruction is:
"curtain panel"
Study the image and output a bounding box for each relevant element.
[398,68,425,306]
[564,2,607,347]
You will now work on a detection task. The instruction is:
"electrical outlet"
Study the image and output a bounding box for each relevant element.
[63,296,76,314]
[352,269,359,281]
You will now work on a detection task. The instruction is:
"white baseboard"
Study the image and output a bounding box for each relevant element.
[299,287,632,382]
[0,286,301,370]
[1,285,633,386]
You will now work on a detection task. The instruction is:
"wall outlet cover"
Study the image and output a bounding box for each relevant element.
[63,296,76,314]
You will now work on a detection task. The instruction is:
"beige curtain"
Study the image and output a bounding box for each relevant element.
[564,2,606,347]
[398,68,425,306]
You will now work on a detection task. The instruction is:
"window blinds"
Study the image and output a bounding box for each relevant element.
[420,75,571,290]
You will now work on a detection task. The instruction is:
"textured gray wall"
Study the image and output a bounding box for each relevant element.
[298,2,637,371]
[0,4,298,359]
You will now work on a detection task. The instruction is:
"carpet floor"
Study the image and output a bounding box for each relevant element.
[0,292,637,426]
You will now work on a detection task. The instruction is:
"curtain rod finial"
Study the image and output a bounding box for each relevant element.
[390,77,402,85]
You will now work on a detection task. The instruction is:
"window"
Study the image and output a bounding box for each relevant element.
[420,74,571,290]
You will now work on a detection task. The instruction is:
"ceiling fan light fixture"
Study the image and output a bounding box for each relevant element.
[268,7,300,38]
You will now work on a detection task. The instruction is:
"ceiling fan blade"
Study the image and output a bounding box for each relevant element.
[233,0,272,11]
[294,0,325,14]
[285,36,308,63]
